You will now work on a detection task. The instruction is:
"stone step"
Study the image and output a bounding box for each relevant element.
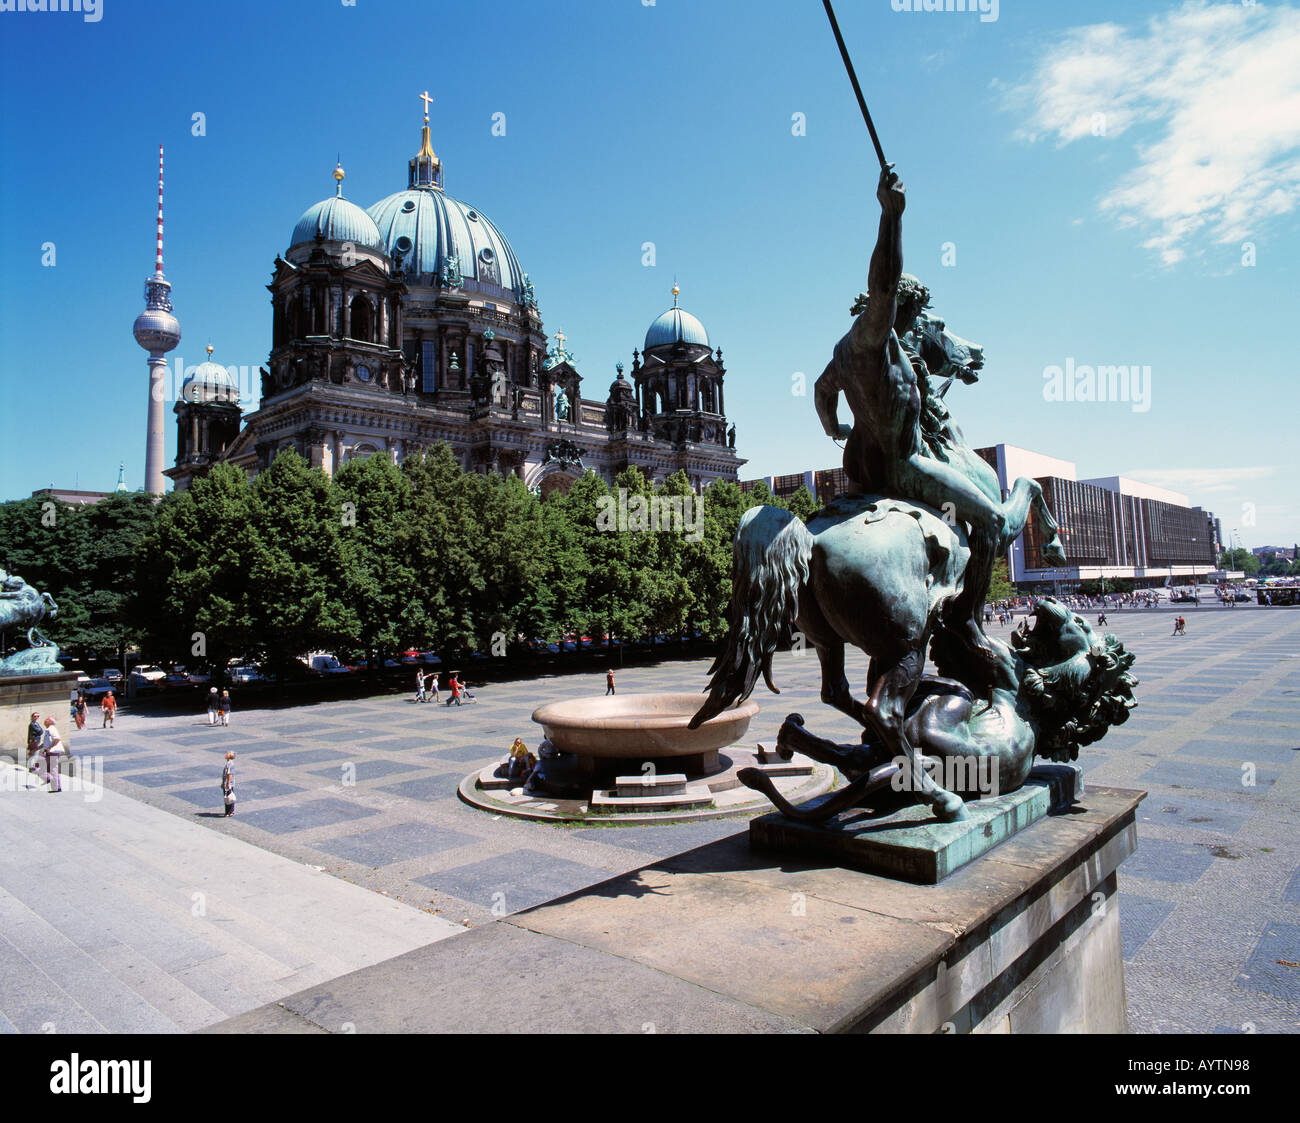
[588,783,715,814]
[613,772,688,797]
[748,761,814,778]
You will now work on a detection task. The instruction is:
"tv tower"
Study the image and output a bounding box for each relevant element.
[132,144,181,495]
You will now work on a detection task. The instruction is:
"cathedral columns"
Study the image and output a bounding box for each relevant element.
[341,288,351,340]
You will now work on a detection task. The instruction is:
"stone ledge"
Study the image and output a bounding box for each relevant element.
[205,786,1144,1034]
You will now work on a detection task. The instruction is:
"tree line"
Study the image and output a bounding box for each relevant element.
[0,444,820,679]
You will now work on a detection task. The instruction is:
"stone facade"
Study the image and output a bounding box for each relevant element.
[167,115,744,495]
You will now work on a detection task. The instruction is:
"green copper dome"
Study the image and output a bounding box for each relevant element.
[290,194,385,253]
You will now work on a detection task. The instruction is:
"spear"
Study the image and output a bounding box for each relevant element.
[822,0,888,171]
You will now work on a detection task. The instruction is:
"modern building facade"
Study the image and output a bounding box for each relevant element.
[163,100,743,495]
[975,446,1219,588]
[744,442,1221,590]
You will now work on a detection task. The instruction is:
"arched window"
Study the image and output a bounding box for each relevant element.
[350,294,373,343]
[310,289,325,335]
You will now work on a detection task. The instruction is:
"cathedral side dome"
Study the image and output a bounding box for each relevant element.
[644,283,709,351]
[181,347,240,404]
[290,194,385,253]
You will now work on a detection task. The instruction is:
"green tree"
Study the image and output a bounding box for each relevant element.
[333,453,417,671]
[131,464,258,678]
[784,484,819,523]
[682,479,751,641]
[249,450,354,677]
[986,557,1015,602]
[402,443,483,653]
[78,493,159,668]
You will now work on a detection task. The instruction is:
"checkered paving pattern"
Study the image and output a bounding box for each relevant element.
[65,605,1300,1032]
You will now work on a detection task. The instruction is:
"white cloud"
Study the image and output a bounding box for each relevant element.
[1125,465,1276,492]
[1010,2,1300,264]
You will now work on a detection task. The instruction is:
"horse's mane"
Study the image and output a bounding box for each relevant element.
[1023,633,1139,762]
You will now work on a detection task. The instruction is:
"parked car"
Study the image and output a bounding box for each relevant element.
[304,653,351,675]
[79,677,117,702]
[131,665,167,684]
[228,664,265,684]
[102,668,123,683]
[164,668,193,688]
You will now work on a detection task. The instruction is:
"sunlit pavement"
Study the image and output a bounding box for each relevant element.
[7,604,1299,1032]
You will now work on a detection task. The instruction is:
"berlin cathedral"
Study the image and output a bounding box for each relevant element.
[165,97,743,496]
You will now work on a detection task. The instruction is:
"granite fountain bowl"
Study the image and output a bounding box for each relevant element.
[531,693,759,759]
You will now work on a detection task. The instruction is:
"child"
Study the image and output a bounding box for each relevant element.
[220,751,236,816]
[427,672,440,704]
[219,690,232,726]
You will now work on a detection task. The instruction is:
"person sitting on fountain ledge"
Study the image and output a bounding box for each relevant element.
[496,738,537,785]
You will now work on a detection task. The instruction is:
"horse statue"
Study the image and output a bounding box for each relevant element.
[732,598,1137,822]
[689,470,1080,824]
[0,568,61,676]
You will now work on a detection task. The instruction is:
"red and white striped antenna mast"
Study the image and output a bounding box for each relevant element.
[154,143,166,276]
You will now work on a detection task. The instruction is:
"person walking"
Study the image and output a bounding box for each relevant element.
[73,693,87,731]
[220,751,236,816]
[26,711,42,773]
[445,674,461,706]
[219,689,232,726]
[206,687,220,725]
[101,691,117,729]
[427,672,440,704]
[606,668,616,696]
[39,716,65,793]
[414,668,426,703]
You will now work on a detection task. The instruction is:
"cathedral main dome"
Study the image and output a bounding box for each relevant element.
[367,188,525,294]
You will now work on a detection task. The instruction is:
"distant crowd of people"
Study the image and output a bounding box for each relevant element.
[412,670,476,705]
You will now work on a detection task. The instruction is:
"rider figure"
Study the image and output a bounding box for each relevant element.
[814,164,1005,662]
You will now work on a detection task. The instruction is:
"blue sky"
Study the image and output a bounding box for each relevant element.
[0,0,1296,548]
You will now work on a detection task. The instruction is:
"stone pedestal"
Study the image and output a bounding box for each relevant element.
[0,672,79,763]
[209,786,1144,1034]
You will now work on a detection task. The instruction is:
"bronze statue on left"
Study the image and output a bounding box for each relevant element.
[0,568,62,676]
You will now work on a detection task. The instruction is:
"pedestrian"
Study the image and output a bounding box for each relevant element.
[1097,612,1107,627]
[26,711,42,772]
[220,751,236,816]
[39,716,65,793]
[206,686,219,725]
[73,693,87,731]
[606,668,616,696]
[414,668,426,704]
[427,672,439,703]
[101,691,116,729]
[219,689,232,726]
[445,673,461,706]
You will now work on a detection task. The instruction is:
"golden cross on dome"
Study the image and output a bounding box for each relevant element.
[420,90,433,122]
[554,328,567,354]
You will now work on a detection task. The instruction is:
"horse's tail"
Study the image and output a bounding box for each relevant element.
[689,505,812,729]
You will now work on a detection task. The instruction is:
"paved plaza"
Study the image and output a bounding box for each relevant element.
[2,604,1298,1033]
